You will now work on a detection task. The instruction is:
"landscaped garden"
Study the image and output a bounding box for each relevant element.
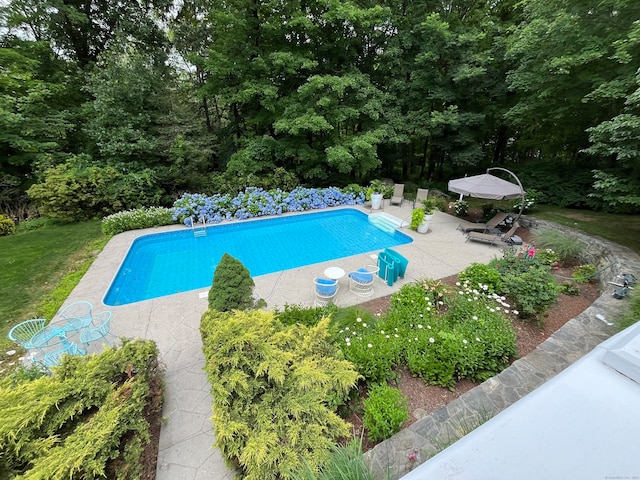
[197,223,608,479]
[0,183,637,479]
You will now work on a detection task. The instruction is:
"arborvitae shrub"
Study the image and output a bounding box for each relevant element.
[208,253,259,311]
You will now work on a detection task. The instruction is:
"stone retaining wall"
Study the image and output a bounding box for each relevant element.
[364,218,640,479]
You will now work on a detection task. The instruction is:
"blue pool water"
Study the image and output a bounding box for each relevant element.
[104,208,412,306]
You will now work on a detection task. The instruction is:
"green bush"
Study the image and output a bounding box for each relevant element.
[404,282,517,388]
[0,215,15,236]
[534,248,561,267]
[274,303,337,327]
[200,309,359,480]
[533,229,584,262]
[572,264,597,283]
[27,156,164,221]
[337,315,403,383]
[453,199,469,217]
[0,339,161,479]
[458,263,502,293]
[501,267,560,320]
[101,206,175,236]
[208,253,263,311]
[363,384,409,442]
[558,283,581,296]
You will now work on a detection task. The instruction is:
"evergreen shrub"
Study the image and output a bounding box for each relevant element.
[200,310,359,480]
[0,339,161,479]
[208,253,263,311]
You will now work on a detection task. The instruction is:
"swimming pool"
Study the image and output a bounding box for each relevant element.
[104,208,413,306]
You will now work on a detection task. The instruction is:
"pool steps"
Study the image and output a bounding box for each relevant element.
[368,212,409,234]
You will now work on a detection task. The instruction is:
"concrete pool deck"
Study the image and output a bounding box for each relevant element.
[61,202,633,479]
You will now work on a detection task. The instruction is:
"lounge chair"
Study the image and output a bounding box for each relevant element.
[466,222,520,247]
[390,184,405,206]
[348,265,379,297]
[456,212,510,234]
[314,277,339,306]
[413,188,429,208]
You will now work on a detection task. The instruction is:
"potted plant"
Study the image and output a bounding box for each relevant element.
[367,179,386,210]
[411,208,426,231]
[421,198,440,215]
[414,198,441,233]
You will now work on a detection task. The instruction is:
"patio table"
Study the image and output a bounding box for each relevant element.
[24,319,86,354]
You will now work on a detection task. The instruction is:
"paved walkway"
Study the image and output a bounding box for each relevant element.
[60,205,638,479]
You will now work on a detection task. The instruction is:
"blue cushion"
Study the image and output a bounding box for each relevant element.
[350,268,373,283]
[316,278,337,296]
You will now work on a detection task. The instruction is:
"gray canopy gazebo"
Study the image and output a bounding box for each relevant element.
[448,167,526,223]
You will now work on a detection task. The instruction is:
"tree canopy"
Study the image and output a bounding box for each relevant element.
[1,0,639,217]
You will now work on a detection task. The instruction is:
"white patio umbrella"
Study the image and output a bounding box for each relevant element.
[448,167,526,222]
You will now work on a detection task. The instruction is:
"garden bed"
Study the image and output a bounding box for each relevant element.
[348,227,600,451]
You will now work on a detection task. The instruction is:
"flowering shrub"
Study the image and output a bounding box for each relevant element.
[457,263,502,293]
[101,206,175,236]
[453,199,469,217]
[331,279,517,390]
[535,247,560,266]
[172,186,365,226]
[337,315,404,383]
[512,189,540,213]
[403,281,517,388]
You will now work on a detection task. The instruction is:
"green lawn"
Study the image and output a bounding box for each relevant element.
[0,221,104,345]
[532,206,640,254]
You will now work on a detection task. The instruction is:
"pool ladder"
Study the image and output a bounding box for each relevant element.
[191,216,207,238]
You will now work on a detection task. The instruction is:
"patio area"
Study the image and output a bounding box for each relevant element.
[62,203,513,479]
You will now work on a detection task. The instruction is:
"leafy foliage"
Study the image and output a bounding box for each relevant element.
[362,384,409,442]
[200,309,360,480]
[458,263,502,293]
[572,264,597,283]
[0,214,15,236]
[101,206,175,236]
[27,156,163,221]
[0,339,162,479]
[208,253,261,312]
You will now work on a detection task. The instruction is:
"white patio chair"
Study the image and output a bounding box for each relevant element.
[313,277,339,306]
[348,265,379,297]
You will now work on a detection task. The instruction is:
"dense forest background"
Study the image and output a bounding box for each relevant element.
[1,0,639,221]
